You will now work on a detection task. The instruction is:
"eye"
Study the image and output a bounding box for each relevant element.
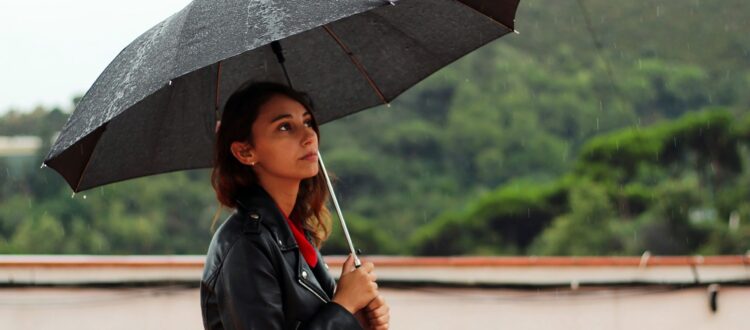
[304,119,313,127]
[278,123,291,131]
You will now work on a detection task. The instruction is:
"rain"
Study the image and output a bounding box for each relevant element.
[1,0,749,329]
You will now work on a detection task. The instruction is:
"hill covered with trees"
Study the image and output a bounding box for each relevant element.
[1,0,749,255]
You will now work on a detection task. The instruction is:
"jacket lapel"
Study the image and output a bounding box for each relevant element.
[235,184,331,301]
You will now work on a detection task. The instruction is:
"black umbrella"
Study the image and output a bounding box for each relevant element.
[43,0,520,263]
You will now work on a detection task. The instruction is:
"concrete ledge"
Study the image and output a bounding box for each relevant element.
[1,255,748,287]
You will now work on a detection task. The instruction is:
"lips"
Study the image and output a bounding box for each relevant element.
[300,151,318,160]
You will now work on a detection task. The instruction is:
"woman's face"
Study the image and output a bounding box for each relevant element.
[231,94,319,182]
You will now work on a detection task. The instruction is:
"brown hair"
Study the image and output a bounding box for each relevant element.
[210,81,332,247]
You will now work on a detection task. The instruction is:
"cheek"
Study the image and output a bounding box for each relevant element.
[259,139,297,165]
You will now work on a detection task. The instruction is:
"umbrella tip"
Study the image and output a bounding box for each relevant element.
[513,29,520,35]
[40,162,47,169]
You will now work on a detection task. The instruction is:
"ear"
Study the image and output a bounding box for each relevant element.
[230,141,258,166]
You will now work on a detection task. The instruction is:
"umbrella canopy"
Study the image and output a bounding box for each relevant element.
[44,0,519,192]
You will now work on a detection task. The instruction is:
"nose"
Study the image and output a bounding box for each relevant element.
[302,127,316,147]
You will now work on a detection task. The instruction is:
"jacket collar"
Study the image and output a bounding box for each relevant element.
[234,184,298,251]
[234,184,332,301]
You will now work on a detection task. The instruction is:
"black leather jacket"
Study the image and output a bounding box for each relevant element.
[201,184,362,329]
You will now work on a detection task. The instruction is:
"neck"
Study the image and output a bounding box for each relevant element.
[257,175,300,218]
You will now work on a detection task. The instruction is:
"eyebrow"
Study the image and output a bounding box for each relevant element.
[270,111,311,124]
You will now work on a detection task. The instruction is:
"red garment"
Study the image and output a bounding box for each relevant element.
[275,204,318,268]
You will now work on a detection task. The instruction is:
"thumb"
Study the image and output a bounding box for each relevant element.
[341,253,356,274]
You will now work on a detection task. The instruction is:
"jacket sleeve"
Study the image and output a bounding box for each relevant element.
[303,302,362,330]
[216,236,362,330]
[216,236,285,330]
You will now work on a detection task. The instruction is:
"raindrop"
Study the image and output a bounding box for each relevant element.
[596,117,600,131]
[71,192,76,198]
[386,103,391,108]
[83,195,87,200]
[168,80,173,86]
[40,163,47,169]
[656,6,662,17]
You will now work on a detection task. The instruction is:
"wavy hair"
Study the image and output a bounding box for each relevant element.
[211,81,331,247]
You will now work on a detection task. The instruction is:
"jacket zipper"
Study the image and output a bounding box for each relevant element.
[298,279,328,303]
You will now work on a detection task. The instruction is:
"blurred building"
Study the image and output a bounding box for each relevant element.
[0,135,43,174]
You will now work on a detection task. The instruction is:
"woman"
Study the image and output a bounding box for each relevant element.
[201,81,390,329]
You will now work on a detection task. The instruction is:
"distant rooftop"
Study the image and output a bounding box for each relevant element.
[0,135,41,156]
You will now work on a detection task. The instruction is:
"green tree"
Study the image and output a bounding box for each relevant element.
[529,180,621,255]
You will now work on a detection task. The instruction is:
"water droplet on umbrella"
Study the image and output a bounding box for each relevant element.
[40,163,47,169]
[71,192,76,198]
[83,195,87,199]
[168,80,173,86]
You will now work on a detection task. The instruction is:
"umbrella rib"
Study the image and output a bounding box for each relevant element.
[322,25,388,105]
[73,124,107,192]
[214,60,223,119]
[455,1,517,33]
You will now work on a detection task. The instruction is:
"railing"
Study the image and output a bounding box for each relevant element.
[2,254,749,288]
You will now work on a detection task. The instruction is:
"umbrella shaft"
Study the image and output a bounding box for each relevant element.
[317,150,361,268]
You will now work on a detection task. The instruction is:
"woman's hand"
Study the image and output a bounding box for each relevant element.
[363,295,390,329]
[332,254,379,314]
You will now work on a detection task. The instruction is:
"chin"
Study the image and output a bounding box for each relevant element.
[304,168,320,179]
[288,167,318,180]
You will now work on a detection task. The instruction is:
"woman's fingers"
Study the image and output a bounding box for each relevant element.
[367,302,390,329]
[366,295,385,310]
[366,295,389,321]
[341,253,357,275]
[372,323,389,330]
[361,261,375,273]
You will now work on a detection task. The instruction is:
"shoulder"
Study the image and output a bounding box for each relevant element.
[201,209,275,285]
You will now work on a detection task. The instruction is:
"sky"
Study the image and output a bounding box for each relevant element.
[0,0,192,115]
